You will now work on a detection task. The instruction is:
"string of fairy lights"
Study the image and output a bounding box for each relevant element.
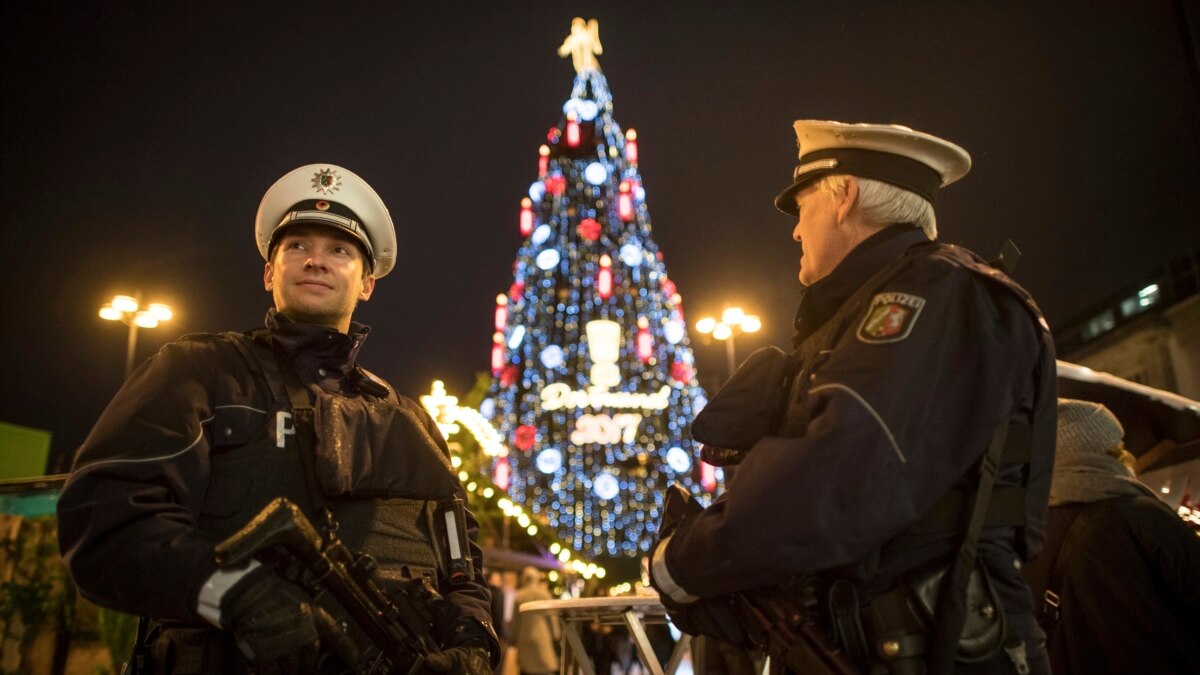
[421,380,609,581]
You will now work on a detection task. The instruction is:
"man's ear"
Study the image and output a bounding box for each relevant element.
[359,274,376,301]
[263,262,274,291]
[836,176,859,224]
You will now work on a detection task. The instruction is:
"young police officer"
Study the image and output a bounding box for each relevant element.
[58,164,498,674]
[651,122,1057,674]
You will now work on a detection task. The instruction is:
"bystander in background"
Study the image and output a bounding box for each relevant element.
[511,567,559,675]
[1023,399,1200,674]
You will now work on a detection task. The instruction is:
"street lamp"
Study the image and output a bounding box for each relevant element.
[695,306,762,379]
[99,293,172,379]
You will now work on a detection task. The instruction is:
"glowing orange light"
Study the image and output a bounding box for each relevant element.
[625,129,639,164]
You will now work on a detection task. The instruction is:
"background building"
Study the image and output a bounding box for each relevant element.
[1056,247,1200,513]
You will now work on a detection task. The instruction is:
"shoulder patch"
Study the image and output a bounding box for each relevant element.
[858,292,926,344]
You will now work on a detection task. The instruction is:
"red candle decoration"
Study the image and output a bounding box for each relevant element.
[519,198,533,237]
[637,316,652,362]
[618,180,634,222]
[494,294,508,331]
[494,459,511,491]
[538,145,550,177]
[625,129,638,164]
[577,217,601,241]
[514,424,537,452]
[490,332,505,375]
[597,254,613,299]
[566,113,580,148]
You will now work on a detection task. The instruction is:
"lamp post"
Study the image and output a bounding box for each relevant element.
[99,293,173,379]
[695,306,762,380]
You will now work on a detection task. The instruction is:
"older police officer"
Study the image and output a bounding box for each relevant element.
[59,165,498,674]
[651,122,1057,674]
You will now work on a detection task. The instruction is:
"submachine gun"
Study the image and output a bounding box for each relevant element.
[215,497,444,675]
[660,485,857,675]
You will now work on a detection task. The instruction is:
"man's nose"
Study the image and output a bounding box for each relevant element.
[304,251,329,269]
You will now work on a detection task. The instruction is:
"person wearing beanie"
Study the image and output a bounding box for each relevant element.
[1023,398,1200,674]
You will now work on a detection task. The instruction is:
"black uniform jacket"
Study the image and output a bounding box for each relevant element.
[57,312,496,652]
[665,226,1055,620]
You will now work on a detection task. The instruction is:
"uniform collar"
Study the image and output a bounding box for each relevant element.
[264,309,369,380]
[792,225,930,344]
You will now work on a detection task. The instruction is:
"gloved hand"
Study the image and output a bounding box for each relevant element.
[223,570,320,674]
[421,646,492,675]
[660,593,758,650]
[659,484,703,541]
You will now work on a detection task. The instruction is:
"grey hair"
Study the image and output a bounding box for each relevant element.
[816,175,937,239]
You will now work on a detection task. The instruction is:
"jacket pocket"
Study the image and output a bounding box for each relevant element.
[209,404,269,448]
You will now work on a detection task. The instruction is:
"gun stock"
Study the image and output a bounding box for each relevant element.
[214,497,324,567]
[737,589,857,675]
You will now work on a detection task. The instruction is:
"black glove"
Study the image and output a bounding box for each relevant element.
[223,570,320,674]
[659,484,703,540]
[421,646,492,675]
[660,593,758,650]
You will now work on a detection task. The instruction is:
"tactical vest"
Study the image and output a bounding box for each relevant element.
[191,330,456,588]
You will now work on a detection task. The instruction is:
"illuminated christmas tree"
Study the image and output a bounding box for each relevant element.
[481,19,718,562]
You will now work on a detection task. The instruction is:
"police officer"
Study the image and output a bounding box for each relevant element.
[58,164,499,674]
[650,122,1057,674]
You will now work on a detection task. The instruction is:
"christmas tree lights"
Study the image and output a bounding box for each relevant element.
[482,20,718,563]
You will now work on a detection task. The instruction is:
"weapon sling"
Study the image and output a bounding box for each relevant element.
[224,330,336,522]
[926,418,1012,675]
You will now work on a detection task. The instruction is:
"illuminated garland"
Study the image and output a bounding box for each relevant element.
[421,380,608,581]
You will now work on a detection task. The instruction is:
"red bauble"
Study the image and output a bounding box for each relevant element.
[577,218,601,241]
[500,365,520,388]
[514,424,537,452]
[671,361,695,384]
[545,175,567,195]
[661,278,677,299]
[509,280,525,300]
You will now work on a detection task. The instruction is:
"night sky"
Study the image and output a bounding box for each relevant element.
[3,2,1198,471]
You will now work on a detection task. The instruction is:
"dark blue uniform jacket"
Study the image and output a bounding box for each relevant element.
[665,225,1056,650]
